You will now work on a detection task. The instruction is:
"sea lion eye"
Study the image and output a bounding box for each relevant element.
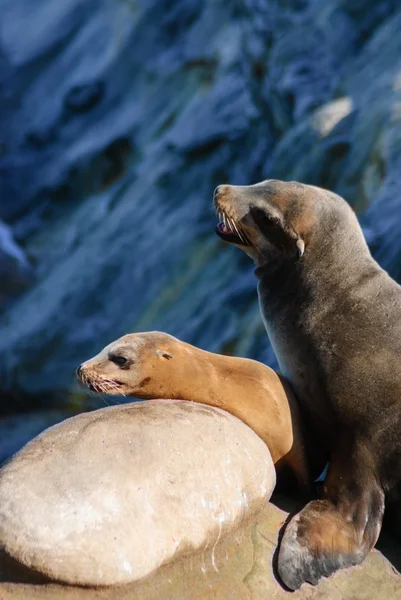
[109,354,130,368]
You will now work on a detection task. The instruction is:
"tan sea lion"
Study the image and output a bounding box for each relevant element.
[213,179,401,589]
[77,331,318,496]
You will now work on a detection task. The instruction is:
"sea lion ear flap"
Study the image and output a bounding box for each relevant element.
[156,349,173,360]
[296,238,305,258]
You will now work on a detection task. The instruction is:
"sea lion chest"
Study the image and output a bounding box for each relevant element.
[257,281,339,448]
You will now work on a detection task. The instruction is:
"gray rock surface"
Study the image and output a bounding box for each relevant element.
[0,400,275,586]
[1,0,401,412]
[0,499,399,598]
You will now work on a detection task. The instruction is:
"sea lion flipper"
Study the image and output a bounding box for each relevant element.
[277,488,384,590]
[277,500,359,589]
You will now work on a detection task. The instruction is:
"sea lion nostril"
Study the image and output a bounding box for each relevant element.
[76,365,83,379]
[213,186,221,199]
[214,184,229,199]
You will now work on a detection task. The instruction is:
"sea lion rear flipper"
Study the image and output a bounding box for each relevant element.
[277,468,385,590]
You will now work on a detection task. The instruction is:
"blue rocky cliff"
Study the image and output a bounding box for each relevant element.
[0,0,400,422]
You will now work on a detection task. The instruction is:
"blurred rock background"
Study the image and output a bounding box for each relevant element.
[0,0,400,460]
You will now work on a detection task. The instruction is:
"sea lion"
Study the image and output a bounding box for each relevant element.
[76,331,317,495]
[213,179,401,589]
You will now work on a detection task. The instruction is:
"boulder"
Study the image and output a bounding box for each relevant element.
[0,499,399,599]
[0,400,275,586]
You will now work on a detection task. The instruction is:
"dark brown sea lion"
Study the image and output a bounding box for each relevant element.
[77,331,317,495]
[214,179,401,589]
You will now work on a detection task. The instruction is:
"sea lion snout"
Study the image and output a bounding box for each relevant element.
[213,184,238,206]
[77,354,104,375]
[213,184,230,199]
[213,184,248,215]
[214,184,255,248]
[76,359,97,383]
[76,353,128,395]
[76,360,95,383]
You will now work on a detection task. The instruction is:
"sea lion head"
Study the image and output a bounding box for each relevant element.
[76,332,177,398]
[214,179,360,268]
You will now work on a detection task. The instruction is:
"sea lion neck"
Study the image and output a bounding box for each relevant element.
[255,218,374,295]
[170,342,243,408]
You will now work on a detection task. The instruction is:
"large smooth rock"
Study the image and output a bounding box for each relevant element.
[0,400,275,586]
[0,499,399,599]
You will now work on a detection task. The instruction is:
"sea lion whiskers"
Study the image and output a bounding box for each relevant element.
[219,203,283,261]
[99,379,126,395]
[82,371,125,396]
[229,218,246,244]
[98,392,111,407]
[217,206,249,245]
[91,389,121,408]
[227,215,238,237]
[93,379,110,395]
[79,369,89,386]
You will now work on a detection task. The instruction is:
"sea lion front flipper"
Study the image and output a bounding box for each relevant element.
[277,468,385,590]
